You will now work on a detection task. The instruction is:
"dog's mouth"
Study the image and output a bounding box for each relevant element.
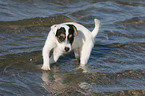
[63,51,70,54]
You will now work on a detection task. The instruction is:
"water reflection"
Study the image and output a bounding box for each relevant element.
[41,65,92,95]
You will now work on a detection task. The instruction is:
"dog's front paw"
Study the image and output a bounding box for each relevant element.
[41,64,50,70]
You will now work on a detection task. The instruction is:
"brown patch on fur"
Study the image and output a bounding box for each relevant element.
[69,34,73,39]
[73,26,78,36]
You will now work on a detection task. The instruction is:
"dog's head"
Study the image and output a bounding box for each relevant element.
[51,24,78,52]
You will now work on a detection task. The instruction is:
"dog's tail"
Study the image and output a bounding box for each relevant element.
[91,19,100,38]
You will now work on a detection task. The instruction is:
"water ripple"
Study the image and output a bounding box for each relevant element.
[0,0,145,95]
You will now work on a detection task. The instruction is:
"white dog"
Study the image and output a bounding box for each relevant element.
[41,19,100,70]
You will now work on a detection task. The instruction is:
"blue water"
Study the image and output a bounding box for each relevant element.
[0,0,145,95]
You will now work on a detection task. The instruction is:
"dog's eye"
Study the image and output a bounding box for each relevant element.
[55,27,66,43]
[56,36,65,43]
[59,36,65,41]
[57,34,66,42]
[60,34,66,38]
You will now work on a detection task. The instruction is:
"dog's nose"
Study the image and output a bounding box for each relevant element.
[64,47,70,52]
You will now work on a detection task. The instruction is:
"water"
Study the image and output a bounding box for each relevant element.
[0,0,145,95]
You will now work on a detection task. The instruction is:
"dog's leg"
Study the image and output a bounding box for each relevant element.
[41,37,56,70]
[42,46,52,70]
[50,55,55,64]
[49,47,62,64]
[80,43,93,66]
[49,49,62,64]
[53,47,63,63]
[74,48,80,60]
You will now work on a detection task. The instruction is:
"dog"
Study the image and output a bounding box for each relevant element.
[41,19,100,70]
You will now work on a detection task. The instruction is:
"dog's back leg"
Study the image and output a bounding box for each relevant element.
[74,48,80,60]
[80,43,93,66]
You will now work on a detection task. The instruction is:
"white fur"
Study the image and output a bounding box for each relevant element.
[41,19,100,70]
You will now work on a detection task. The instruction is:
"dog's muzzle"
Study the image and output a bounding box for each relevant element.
[64,47,70,52]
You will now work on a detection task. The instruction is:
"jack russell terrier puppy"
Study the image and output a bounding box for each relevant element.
[42,19,100,70]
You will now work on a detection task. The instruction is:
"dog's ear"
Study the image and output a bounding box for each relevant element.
[50,24,57,34]
[73,25,78,36]
[67,24,78,36]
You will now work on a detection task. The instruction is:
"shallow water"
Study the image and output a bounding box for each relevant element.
[0,0,145,95]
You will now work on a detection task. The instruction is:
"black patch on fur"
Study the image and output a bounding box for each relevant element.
[67,24,75,44]
[55,27,66,43]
